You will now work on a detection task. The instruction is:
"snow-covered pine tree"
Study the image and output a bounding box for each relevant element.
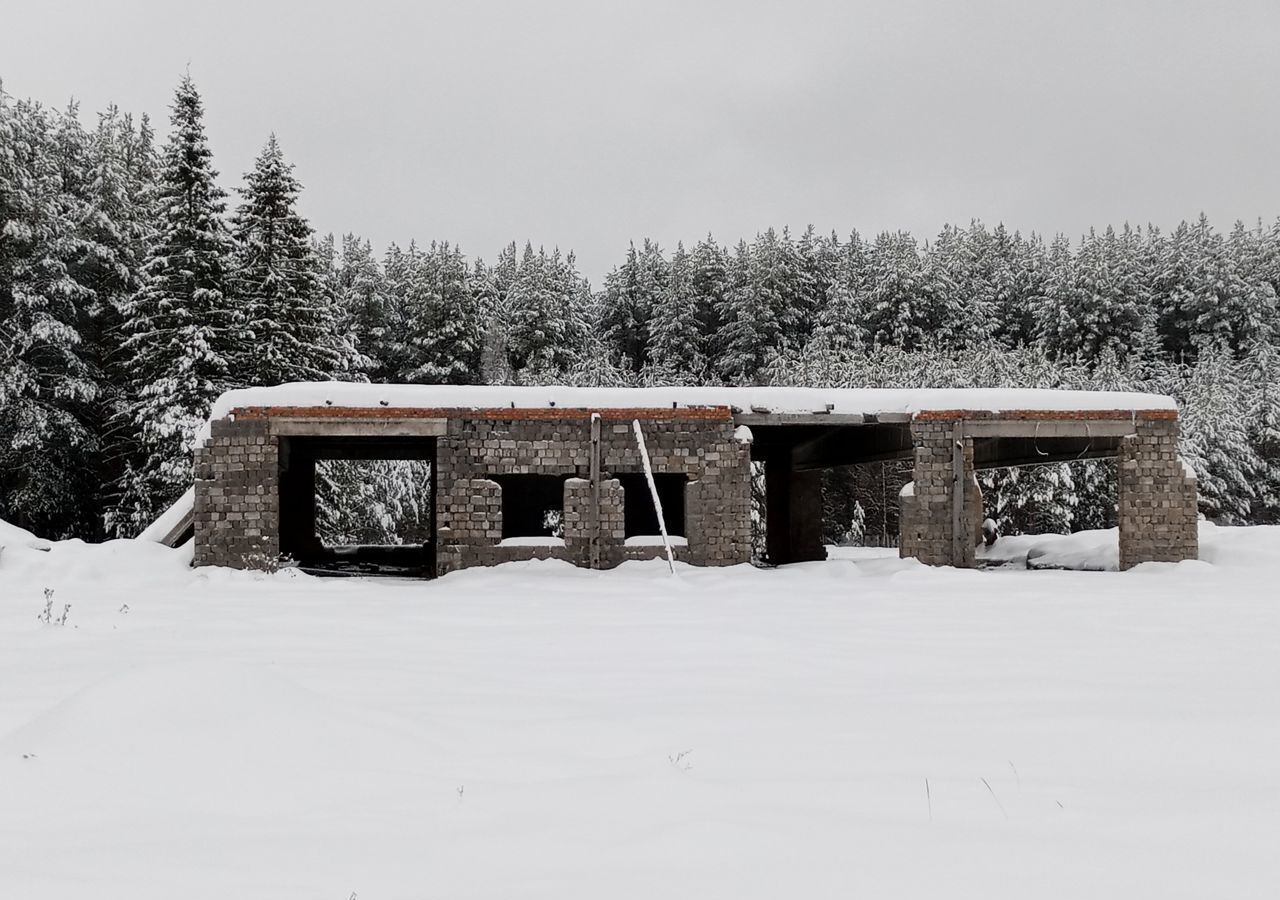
[752,226,804,351]
[110,75,238,536]
[505,243,580,378]
[1155,215,1257,362]
[76,106,155,535]
[379,242,420,381]
[472,255,512,384]
[861,231,960,350]
[547,247,594,376]
[988,225,1042,348]
[688,235,729,373]
[476,242,520,383]
[714,240,780,382]
[979,463,1078,536]
[0,94,100,538]
[231,134,348,385]
[600,240,666,372]
[813,230,868,351]
[1041,226,1151,362]
[1242,339,1280,522]
[330,233,389,380]
[647,241,706,380]
[311,232,364,381]
[795,225,839,351]
[929,222,994,347]
[1178,346,1262,522]
[1034,233,1077,358]
[398,241,481,384]
[1226,220,1279,349]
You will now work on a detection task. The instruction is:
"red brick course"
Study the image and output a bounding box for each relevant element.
[227,405,735,423]
[914,408,1177,422]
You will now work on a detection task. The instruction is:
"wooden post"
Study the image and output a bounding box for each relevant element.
[589,412,601,569]
[951,421,966,567]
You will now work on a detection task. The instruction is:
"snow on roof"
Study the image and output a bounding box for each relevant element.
[209,383,1177,421]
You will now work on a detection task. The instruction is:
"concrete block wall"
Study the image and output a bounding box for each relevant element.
[192,417,279,568]
[193,408,751,574]
[435,478,513,573]
[900,414,1198,570]
[1118,419,1199,569]
[899,420,977,567]
[563,476,626,568]
[435,412,751,573]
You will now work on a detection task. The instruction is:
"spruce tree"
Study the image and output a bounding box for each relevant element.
[79,106,154,536]
[111,75,237,535]
[0,95,99,538]
[1243,339,1280,522]
[754,227,805,352]
[796,225,838,350]
[231,134,347,385]
[505,243,580,377]
[332,233,388,379]
[398,241,481,383]
[813,230,868,351]
[861,231,960,350]
[715,239,780,381]
[600,240,666,372]
[1156,215,1256,362]
[1178,346,1261,521]
[1041,226,1150,362]
[988,225,1041,348]
[648,241,706,379]
[689,235,729,367]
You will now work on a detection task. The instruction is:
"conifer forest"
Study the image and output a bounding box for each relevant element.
[4,77,1279,543]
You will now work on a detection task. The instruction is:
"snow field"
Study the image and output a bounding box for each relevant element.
[1,523,1278,899]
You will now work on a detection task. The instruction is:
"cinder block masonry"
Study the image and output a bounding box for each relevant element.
[192,388,1197,576]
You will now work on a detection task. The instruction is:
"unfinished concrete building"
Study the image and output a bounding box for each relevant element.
[191,385,1199,575]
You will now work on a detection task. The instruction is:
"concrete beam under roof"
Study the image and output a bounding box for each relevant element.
[959,419,1137,438]
[734,412,867,426]
[268,417,448,437]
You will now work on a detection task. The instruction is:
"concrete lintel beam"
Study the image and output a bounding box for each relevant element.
[269,417,448,437]
[959,420,1136,439]
[735,413,866,426]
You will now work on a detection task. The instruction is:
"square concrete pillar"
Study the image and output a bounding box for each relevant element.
[1118,418,1198,569]
[900,420,977,567]
[764,456,827,565]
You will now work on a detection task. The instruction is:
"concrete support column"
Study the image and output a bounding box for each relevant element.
[192,416,279,569]
[1118,418,1198,569]
[435,476,502,575]
[900,419,976,567]
[565,476,623,568]
[765,456,827,565]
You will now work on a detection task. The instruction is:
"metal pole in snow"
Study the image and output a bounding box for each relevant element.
[632,419,676,574]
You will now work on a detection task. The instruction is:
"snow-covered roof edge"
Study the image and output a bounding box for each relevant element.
[208,383,1177,422]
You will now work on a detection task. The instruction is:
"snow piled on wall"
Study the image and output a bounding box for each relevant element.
[209,382,1177,420]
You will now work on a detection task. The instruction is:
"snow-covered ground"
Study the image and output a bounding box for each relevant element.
[2,523,1278,899]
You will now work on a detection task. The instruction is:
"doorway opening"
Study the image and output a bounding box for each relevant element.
[278,435,437,577]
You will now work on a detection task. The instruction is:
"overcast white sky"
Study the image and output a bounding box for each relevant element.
[4,0,1279,284]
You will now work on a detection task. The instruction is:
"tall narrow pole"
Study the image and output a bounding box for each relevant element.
[632,419,676,574]
[589,412,601,569]
[951,421,967,567]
